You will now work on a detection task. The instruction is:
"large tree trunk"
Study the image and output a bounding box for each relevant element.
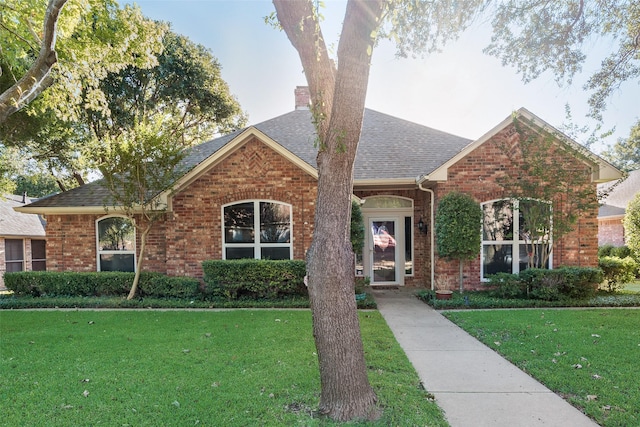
[274,0,385,421]
[0,0,68,124]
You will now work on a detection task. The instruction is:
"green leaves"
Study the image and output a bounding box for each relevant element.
[435,191,482,260]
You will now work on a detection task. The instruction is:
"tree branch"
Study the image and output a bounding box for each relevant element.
[0,0,68,124]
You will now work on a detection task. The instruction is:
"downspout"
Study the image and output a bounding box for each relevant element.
[417,179,435,290]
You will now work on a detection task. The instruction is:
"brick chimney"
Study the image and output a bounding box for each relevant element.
[294,86,310,110]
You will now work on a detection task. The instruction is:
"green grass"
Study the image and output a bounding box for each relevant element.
[0,310,447,426]
[443,309,640,427]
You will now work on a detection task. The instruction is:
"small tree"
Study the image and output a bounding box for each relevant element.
[498,115,600,265]
[99,120,185,300]
[624,192,640,260]
[435,192,482,292]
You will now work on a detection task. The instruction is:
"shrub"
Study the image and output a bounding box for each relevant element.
[485,272,524,298]
[555,266,602,299]
[611,245,632,259]
[599,256,638,292]
[3,271,198,298]
[202,259,307,299]
[598,244,615,257]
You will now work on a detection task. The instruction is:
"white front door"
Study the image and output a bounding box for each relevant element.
[368,218,403,285]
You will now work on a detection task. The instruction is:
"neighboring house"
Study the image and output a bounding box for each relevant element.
[15,87,622,290]
[598,169,640,247]
[1,194,47,289]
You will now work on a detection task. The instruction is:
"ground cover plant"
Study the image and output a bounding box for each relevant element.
[443,309,640,427]
[0,310,447,426]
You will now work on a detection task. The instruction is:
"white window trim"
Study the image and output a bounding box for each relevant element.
[95,215,137,272]
[222,200,293,260]
[480,198,553,280]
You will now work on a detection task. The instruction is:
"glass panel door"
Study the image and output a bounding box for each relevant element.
[370,219,398,284]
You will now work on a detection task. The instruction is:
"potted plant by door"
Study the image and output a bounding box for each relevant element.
[435,289,453,300]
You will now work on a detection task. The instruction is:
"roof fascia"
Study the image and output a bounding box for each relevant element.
[169,127,319,197]
[419,108,623,185]
[354,178,417,189]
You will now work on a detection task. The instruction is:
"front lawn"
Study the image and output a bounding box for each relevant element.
[444,309,640,427]
[0,310,447,426]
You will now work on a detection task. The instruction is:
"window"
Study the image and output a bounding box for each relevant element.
[223,201,292,260]
[96,216,136,272]
[481,199,551,280]
[5,239,24,272]
[31,240,46,271]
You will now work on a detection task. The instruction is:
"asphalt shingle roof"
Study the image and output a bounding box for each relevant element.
[598,169,640,217]
[22,108,471,209]
[0,195,46,236]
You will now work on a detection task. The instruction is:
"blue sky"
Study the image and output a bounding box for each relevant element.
[128,0,638,153]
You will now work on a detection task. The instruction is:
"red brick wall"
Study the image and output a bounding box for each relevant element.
[433,124,599,290]
[44,137,318,279]
[598,217,625,246]
[164,136,317,278]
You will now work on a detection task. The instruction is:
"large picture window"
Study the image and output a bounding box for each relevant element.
[96,216,136,272]
[223,201,292,260]
[481,199,552,280]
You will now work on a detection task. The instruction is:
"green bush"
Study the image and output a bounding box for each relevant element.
[599,256,638,292]
[202,259,307,299]
[598,244,615,257]
[556,266,602,299]
[611,245,632,259]
[485,272,524,298]
[3,271,199,298]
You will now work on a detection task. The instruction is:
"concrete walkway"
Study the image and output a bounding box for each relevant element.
[373,288,599,427]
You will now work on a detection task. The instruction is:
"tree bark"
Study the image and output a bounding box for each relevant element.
[274,0,385,421]
[127,221,151,300]
[0,0,68,124]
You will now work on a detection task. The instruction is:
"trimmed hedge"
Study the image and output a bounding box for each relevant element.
[3,271,200,298]
[202,259,307,299]
[485,266,602,301]
[599,256,638,292]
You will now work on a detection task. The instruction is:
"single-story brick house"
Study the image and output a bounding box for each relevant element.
[15,88,622,290]
[1,194,47,289]
[598,169,640,246]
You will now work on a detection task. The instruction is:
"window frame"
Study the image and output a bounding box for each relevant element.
[5,239,25,272]
[95,215,136,272]
[222,200,293,260]
[481,198,553,280]
[31,239,47,271]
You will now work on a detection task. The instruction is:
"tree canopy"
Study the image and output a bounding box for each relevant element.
[485,0,640,121]
[602,119,640,172]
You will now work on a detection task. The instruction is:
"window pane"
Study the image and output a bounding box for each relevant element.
[98,218,135,251]
[6,261,23,272]
[519,200,551,243]
[224,203,254,243]
[99,254,135,272]
[32,240,46,260]
[519,244,550,271]
[32,260,46,271]
[483,244,512,276]
[261,247,291,260]
[362,197,412,209]
[226,247,255,260]
[260,202,291,243]
[5,239,24,261]
[404,216,413,275]
[483,201,513,241]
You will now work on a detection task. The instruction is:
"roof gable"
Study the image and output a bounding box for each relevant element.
[420,108,623,184]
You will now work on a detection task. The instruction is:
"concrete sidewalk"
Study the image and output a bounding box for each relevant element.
[373,288,598,427]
